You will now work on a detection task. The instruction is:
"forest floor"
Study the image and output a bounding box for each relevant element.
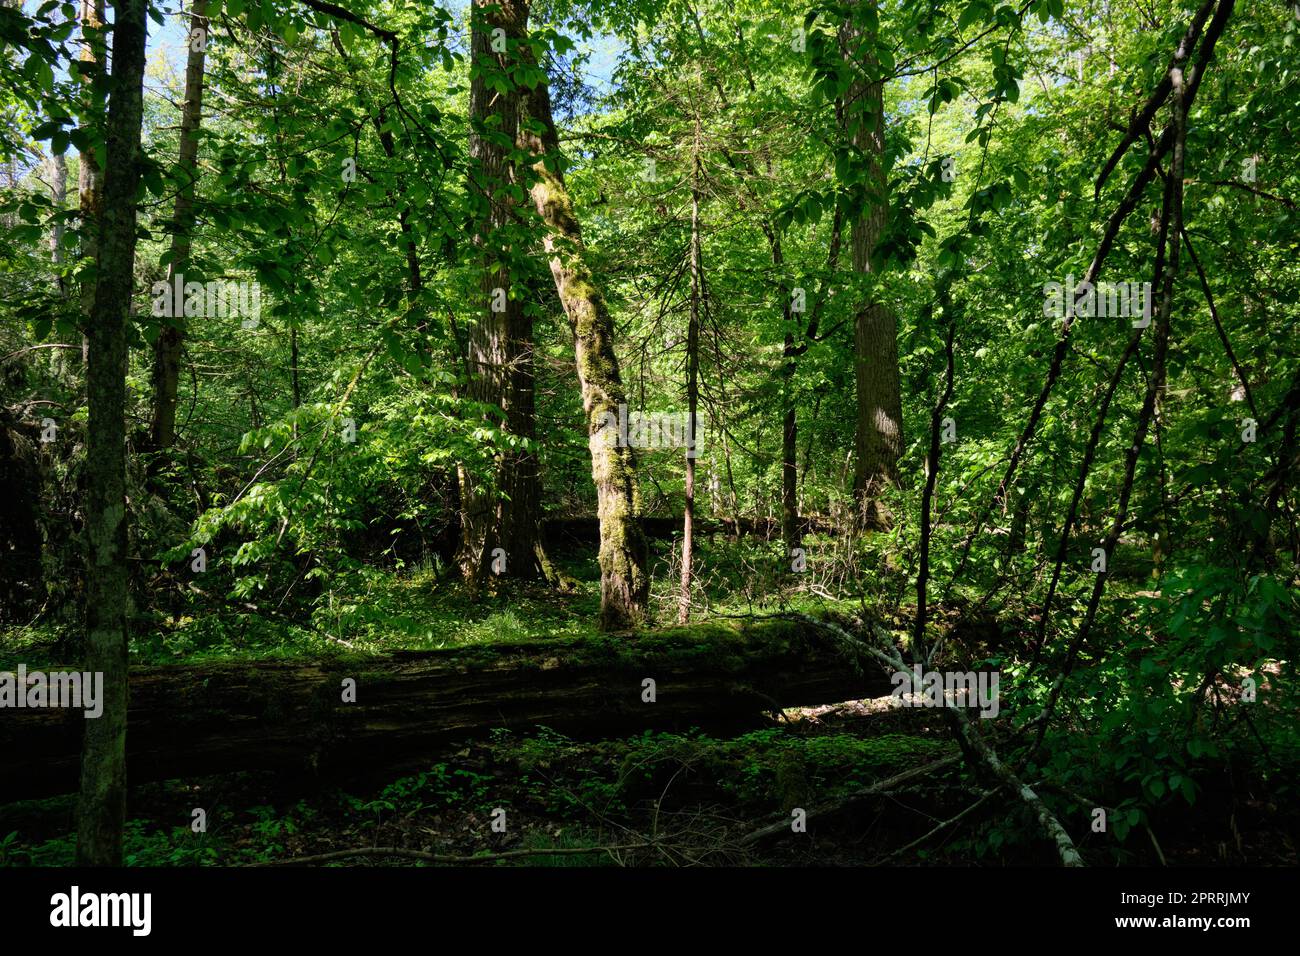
[2,535,1296,867]
[5,694,1293,867]
[2,534,878,669]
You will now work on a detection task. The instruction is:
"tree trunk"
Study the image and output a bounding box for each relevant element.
[47,150,72,383]
[459,0,541,585]
[77,0,148,868]
[516,25,649,630]
[679,126,703,624]
[844,2,902,523]
[76,0,106,367]
[149,0,208,451]
[774,228,799,557]
[759,219,798,556]
[48,152,67,290]
[3,620,895,803]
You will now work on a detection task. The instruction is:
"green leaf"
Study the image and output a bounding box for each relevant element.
[958,3,988,32]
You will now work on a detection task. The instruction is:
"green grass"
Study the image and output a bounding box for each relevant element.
[3,532,888,670]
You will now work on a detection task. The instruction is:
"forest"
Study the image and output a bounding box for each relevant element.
[0,0,1296,880]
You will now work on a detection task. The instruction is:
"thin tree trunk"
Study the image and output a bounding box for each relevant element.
[772,226,797,555]
[290,326,301,409]
[722,422,739,524]
[780,371,799,551]
[844,2,902,523]
[679,123,702,624]
[76,0,106,366]
[290,323,301,451]
[149,0,209,451]
[460,0,540,585]
[1,158,12,231]
[516,27,649,630]
[48,151,71,382]
[77,0,148,868]
[48,152,67,289]
[759,214,796,553]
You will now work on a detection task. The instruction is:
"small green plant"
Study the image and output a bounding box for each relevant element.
[467,610,529,644]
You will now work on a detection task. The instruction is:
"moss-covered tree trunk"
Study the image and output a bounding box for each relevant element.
[516,33,649,630]
[77,0,148,868]
[149,0,208,452]
[459,0,541,585]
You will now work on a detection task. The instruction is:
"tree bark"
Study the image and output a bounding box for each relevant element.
[516,26,649,630]
[459,0,541,585]
[46,150,72,384]
[149,0,209,451]
[48,152,67,290]
[76,0,106,366]
[679,124,702,624]
[77,0,148,868]
[844,2,902,522]
[780,365,800,552]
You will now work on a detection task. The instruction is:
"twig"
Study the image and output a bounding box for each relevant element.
[737,754,963,847]
[1180,225,1257,417]
[880,786,1002,862]
[0,343,83,364]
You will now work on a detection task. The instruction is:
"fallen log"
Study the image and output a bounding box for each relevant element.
[1,618,892,802]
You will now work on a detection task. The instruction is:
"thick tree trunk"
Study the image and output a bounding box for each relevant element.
[77,0,148,868]
[516,31,649,630]
[844,3,902,522]
[2,621,895,803]
[149,0,209,451]
[459,0,541,585]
